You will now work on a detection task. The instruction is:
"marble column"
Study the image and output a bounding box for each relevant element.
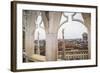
[82,13,91,59]
[42,12,62,61]
[46,33,58,61]
[23,11,37,58]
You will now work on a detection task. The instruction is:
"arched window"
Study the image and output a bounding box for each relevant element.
[34,11,46,56]
[57,12,88,60]
[58,12,88,39]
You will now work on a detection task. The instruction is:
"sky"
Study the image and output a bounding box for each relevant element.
[34,12,88,40]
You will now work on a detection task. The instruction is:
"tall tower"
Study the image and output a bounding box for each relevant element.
[61,28,66,60]
[37,31,40,55]
[82,32,88,41]
[82,32,88,49]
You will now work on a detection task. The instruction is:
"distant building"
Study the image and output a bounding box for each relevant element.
[58,48,88,60]
[34,40,46,56]
[34,35,89,60]
[82,32,88,41]
[58,32,89,60]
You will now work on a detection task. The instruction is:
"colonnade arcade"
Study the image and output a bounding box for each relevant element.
[23,10,91,62]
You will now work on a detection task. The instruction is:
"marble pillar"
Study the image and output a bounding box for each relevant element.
[82,13,91,59]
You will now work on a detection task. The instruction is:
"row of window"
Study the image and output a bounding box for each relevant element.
[58,51,88,55]
[58,55,88,60]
